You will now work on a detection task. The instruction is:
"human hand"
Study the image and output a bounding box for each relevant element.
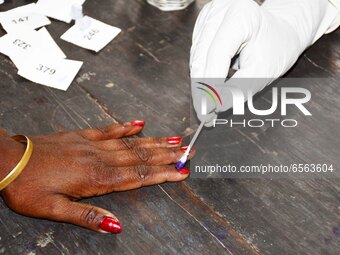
[0,121,194,234]
[190,0,339,126]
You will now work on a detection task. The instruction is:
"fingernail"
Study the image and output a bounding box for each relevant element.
[178,168,190,175]
[180,146,188,152]
[131,120,145,127]
[99,216,122,234]
[180,146,195,152]
[167,136,182,145]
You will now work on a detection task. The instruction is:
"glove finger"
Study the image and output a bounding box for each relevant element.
[204,112,218,127]
[190,0,235,78]
[204,1,261,78]
[191,1,212,47]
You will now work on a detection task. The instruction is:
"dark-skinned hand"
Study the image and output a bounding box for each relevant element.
[0,121,194,234]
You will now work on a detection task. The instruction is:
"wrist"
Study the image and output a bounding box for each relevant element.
[0,135,26,182]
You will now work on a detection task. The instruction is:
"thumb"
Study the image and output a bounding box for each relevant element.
[52,198,122,234]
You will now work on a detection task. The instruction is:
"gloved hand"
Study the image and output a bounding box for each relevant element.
[190,0,339,126]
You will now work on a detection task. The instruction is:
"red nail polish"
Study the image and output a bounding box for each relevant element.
[180,146,188,152]
[178,168,190,175]
[181,146,194,153]
[181,146,193,152]
[99,217,122,234]
[167,137,182,145]
[131,120,145,127]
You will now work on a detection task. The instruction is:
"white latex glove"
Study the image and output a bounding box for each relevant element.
[190,0,340,126]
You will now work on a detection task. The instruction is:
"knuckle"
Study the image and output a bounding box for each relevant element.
[170,149,178,160]
[89,162,119,194]
[134,165,150,183]
[132,147,153,163]
[80,206,101,225]
[90,161,110,186]
[94,126,111,137]
[80,148,100,160]
[121,137,138,150]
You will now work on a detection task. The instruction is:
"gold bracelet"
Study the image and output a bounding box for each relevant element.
[0,135,33,191]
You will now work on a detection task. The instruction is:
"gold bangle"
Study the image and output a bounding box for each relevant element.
[0,135,33,191]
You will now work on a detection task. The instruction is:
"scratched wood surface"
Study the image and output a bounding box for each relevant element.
[0,0,339,254]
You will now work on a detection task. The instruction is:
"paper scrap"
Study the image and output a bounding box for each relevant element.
[0,28,66,69]
[0,3,50,33]
[35,0,86,23]
[18,55,83,91]
[61,16,121,52]
[37,27,67,59]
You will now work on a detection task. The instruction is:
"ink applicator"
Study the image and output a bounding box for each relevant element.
[176,119,206,170]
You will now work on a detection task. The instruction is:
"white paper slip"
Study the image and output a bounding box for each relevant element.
[61,16,121,52]
[37,27,66,59]
[36,0,85,23]
[0,3,51,33]
[18,55,83,91]
[0,29,65,69]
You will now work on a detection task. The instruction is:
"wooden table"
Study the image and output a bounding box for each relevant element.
[0,1,339,254]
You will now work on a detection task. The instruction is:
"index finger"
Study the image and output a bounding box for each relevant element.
[190,0,234,78]
[203,1,260,78]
